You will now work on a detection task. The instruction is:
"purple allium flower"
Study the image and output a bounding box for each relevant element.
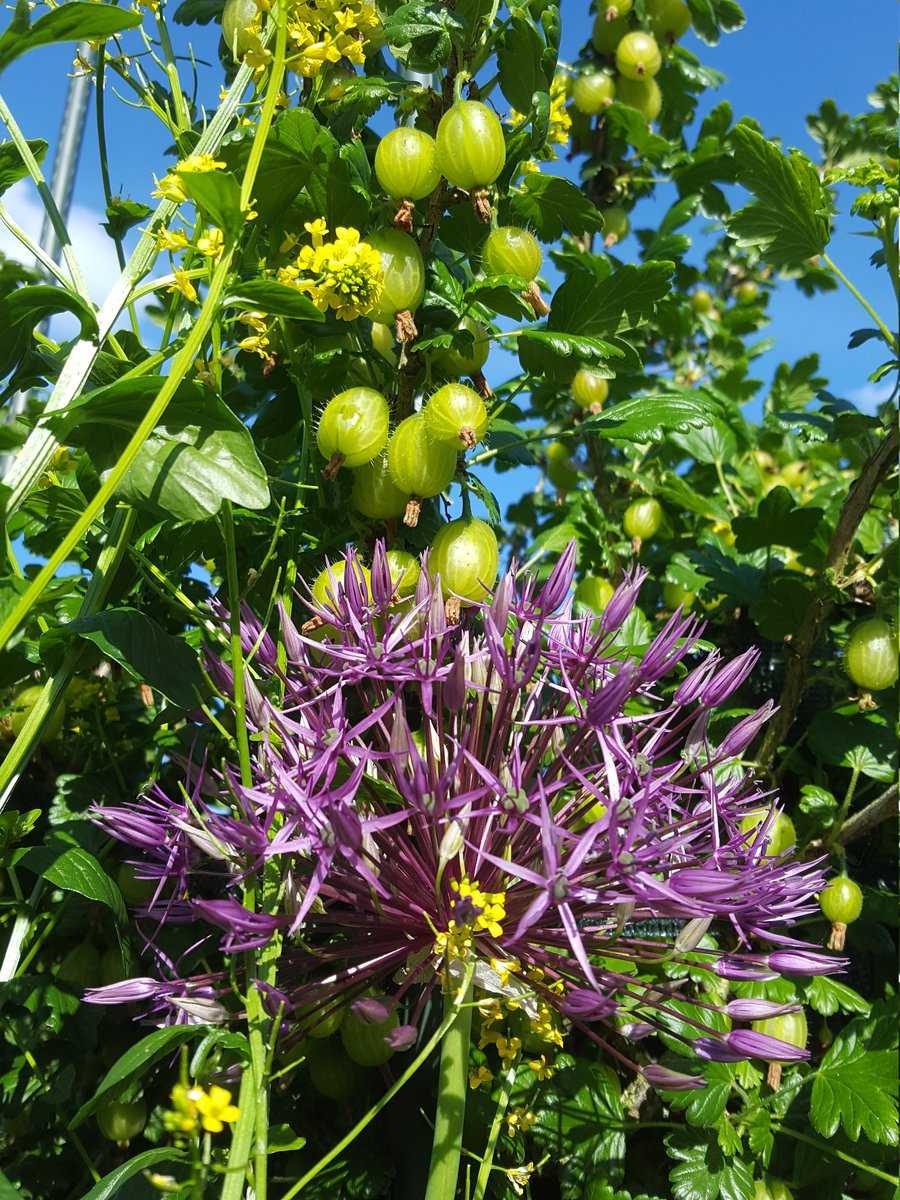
[90,543,840,1088]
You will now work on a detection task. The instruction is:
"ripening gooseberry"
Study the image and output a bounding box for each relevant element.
[321,64,356,104]
[117,862,156,906]
[307,1037,366,1099]
[428,517,499,606]
[387,413,458,525]
[604,0,633,16]
[691,288,714,315]
[845,617,899,692]
[221,0,258,60]
[424,383,488,449]
[374,127,441,201]
[591,13,629,54]
[616,31,662,80]
[311,560,372,615]
[302,1001,345,1038]
[603,205,630,245]
[433,316,491,377]
[386,548,421,599]
[575,575,615,613]
[735,279,759,303]
[97,1099,147,1144]
[753,1181,794,1200]
[752,1009,807,1087]
[341,1003,399,1066]
[546,441,580,491]
[623,497,662,540]
[663,581,696,610]
[779,460,809,489]
[351,454,409,521]
[646,0,691,40]
[7,683,64,740]
[819,875,863,950]
[740,809,796,858]
[435,101,506,191]
[482,226,542,281]
[571,367,609,411]
[316,387,389,476]
[571,70,617,115]
[615,75,662,121]
[367,229,425,326]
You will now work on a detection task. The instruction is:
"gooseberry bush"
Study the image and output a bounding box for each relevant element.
[0,0,896,1198]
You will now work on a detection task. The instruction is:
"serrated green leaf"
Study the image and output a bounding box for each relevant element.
[509,175,604,242]
[497,14,549,112]
[732,487,823,552]
[727,125,831,266]
[803,976,870,1018]
[667,1135,753,1200]
[382,2,465,72]
[548,261,674,337]
[20,843,125,923]
[582,394,722,444]
[810,1009,898,1144]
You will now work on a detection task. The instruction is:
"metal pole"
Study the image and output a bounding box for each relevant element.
[0,41,94,472]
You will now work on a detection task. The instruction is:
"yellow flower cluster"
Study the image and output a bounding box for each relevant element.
[508,75,571,153]
[152,154,227,205]
[433,876,507,961]
[279,220,383,320]
[233,0,380,78]
[163,1083,239,1135]
[236,309,274,361]
[506,1106,536,1135]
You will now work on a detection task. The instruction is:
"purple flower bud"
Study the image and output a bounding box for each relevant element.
[351,995,393,1025]
[244,670,269,728]
[370,540,393,609]
[562,988,618,1021]
[716,701,775,760]
[643,1064,706,1091]
[713,957,777,981]
[386,1024,418,1050]
[725,999,802,1021]
[700,648,760,706]
[600,567,646,633]
[84,977,165,1004]
[491,570,515,630]
[619,1021,655,1041]
[767,949,845,976]
[697,1029,809,1063]
[444,643,468,712]
[639,612,702,683]
[537,540,578,614]
[278,602,304,661]
[674,651,720,706]
[587,663,638,726]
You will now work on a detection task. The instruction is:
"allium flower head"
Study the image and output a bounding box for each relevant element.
[91,543,842,1089]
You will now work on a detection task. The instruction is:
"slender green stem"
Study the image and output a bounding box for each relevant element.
[155,9,192,137]
[772,1123,898,1185]
[281,961,476,1200]
[221,501,253,788]
[823,252,898,352]
[0,249,234,656]
[220,1068,257,1200]
[425,974,475,1200]
[239,2,287,212]
[0,91,91,300]
[714,458,738,516]
[824,763,862,849]
[0,202,72,285]
[473,1064,517,1200]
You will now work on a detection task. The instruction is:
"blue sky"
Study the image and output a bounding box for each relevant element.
[0,0,896,520]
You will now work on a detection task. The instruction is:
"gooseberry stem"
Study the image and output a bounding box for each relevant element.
[822,252,898,353]
[424,974,475,1200]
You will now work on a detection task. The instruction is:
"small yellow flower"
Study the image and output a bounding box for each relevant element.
[468,1064,493,1090]
[176,153,227,175]
[168,269,198,304]
[304,218,328,247]
[197,226,225,260]
[194,1085,240,1133]
[156,227,190,252]
[507,1163,536,1195]
[505,1106,536,1134]
[528,1054,555,1080]
[152,172,187,204]
[163,1083,199,1134]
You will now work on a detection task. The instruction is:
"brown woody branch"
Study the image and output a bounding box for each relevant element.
[756,420,899,771]
[808,783,898,850]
